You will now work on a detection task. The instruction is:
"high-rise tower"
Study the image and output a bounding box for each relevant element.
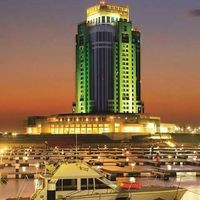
[75,1,144,114]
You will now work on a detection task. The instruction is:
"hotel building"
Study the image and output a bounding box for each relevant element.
[75,0,144,114]
[26,1,175,136]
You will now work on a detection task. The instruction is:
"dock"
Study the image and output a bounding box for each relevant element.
[0,145,200,180]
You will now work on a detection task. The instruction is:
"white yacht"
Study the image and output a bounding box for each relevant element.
[31,162,186,200]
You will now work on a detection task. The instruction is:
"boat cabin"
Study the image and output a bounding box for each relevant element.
[33,162,117,200]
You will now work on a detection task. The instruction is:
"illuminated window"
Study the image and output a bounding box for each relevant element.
[93,128,98,133]
[59,128,64,134]
[104,124,109,128]
[115,128,119,132]
[81,128,86,133]
[99,128,104,133]
[69,128,75,134]
[75,128,80,133]
[104,128,109,133]
[87,128,92,133]
[64,128,69,133]
[50,128,55,134]
[122,34,129,43]
[55,128,59,134]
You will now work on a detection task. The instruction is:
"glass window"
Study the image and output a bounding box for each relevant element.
[99,32,103,41]
[79,36,84,46]
[81,179,87,190]
[63,179,77,191]
[56,179,62,191]
[122,34,129,43]
[69,128,74,133]
[81,128,86,133]
[107,16,110,23]
[75,128,80,133]
[102,16,105,23]
[95,179,110,189]
[88,178,94,190]
[124,26,127,31]
[87,128,92,133]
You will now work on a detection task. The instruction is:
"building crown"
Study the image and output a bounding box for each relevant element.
[87,1,129,25]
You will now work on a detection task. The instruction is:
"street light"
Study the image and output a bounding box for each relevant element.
[130,177,136,183]
[35,163,40,179]
[22,166,26,172]
[131,163,136,171]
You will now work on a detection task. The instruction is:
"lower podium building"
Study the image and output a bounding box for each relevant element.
[26,113,161,135]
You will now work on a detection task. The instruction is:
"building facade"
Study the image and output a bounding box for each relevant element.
[26,1,174,136]
[26,114,160,135]
[75,1,144,114]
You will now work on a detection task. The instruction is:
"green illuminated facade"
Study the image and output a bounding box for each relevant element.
[75,1,144,114]
[76,24,91,113]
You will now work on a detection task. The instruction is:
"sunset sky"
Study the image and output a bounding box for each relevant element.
[0,0,200,132]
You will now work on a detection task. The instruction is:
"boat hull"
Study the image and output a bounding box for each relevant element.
[55,188,186,200]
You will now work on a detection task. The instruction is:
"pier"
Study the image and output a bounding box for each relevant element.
[1,145,200,181]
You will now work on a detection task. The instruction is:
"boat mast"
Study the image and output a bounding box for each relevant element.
[76,133,78,162]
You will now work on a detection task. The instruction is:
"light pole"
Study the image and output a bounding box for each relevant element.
[0,149,3,164]
[35,163,39,178]
[0,148,7,165]
[0,149,3,181]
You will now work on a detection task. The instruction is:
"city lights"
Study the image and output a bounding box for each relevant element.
[0,0,199,199]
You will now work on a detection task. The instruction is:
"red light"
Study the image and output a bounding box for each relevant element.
[120,182,140,190]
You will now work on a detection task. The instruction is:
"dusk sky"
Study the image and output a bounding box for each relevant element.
[0,0,200,132]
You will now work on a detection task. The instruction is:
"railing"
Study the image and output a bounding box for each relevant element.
[60,190,86,200]
[60,190,130,200]
[31,185,47,200]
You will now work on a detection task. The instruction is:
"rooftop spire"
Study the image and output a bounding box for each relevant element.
[100,0,107,5]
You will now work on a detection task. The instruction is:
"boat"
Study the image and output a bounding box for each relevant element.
[31,162,186,200]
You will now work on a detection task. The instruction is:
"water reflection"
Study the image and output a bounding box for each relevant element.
[0,179,34,199]
[177,176,200,200]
